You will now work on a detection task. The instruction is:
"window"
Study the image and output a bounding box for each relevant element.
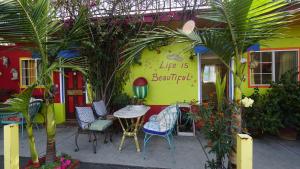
[203,65,216,83]
[20,58,41,87]
[249,50,299,86]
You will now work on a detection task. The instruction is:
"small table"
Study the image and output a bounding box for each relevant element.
[113,105,150,152]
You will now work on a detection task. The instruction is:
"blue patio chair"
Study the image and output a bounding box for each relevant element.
[74,107,113,153]
[0,112,25,136]
[142,104,180,159]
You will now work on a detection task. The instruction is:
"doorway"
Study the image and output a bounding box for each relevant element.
[200,54,228,105]
[64,69,86,119]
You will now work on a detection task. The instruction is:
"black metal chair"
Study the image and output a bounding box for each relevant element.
[74,107,113,153]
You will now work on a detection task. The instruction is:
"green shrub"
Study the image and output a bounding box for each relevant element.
[267,70,300,130]
[243,88,282,134]
[243,70,300,134]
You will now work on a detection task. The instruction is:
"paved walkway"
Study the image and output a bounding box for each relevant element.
[0,125,299,169]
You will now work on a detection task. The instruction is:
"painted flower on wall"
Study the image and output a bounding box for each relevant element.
[241,97,254,108]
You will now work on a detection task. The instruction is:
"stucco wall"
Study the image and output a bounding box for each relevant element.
[124,42,199,105]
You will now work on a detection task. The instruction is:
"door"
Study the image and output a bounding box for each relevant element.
[200,56,228,104]
[65,69,86,119]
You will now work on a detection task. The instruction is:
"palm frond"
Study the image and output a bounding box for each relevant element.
[120,26,192,69]
[197,0,296,53]
[0,0,61,59]
[1,85,36,121]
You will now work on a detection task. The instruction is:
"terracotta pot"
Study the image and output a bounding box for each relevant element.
[278,127,298,141]
[24,156,80,169]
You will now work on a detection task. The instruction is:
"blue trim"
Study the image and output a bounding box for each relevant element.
[143,127,168,135]
[194,45,209,54]
[247,43,260,52]
[58,50,80,58]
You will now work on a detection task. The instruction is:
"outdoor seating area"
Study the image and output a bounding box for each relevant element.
[1,0,300,169]
[0,126,299,169]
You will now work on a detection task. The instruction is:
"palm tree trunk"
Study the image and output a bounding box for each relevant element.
[45,101,56,163]
[26,123,40,167]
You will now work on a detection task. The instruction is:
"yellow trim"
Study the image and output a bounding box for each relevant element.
[19,57,45,89]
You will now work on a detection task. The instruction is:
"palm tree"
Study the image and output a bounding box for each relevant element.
[2,85,40,166]
[0,0,87,164]
[122,0,298,168]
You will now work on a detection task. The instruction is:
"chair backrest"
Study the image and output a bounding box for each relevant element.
[157,105,179,132]
[92,100,108,117]
[29,100,42,121]
[75,107,96,129]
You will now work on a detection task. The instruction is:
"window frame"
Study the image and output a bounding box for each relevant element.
[19,57,42,88]
[247,48,300,88]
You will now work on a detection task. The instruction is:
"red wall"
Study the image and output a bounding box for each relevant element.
[0,46,30,101]
[0,45,60,102]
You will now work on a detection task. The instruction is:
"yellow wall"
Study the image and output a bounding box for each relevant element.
[34,103,65,124]
[125,26,300,102]
[124,43,199,105]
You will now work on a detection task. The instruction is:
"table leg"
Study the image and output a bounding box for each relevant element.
[133,117,142,152]
[118,118,126,151]
[119,133,126,151]
[134,134,140,152]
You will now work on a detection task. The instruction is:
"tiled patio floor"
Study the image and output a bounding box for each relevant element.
[0,125,299,169]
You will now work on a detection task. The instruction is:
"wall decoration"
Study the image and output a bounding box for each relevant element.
[133,77,148,99]
[10,68,18,80]
[125,43,198,105]
[1,56,9,67]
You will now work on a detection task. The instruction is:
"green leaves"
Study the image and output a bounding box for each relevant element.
[216,73,227,112]
[1,85,35,121]
[121,27,191,69]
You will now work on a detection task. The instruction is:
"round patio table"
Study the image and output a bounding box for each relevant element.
[113,105,150,152]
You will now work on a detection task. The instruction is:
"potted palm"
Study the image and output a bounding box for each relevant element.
[0,0,87,167]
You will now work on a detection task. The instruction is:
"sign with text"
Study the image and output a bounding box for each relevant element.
[125,43,198,105]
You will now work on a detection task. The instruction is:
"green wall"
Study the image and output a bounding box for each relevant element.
[125,26,300,103]
[241,25,300,96]
[34,103,65,124]
[124,43,199,105]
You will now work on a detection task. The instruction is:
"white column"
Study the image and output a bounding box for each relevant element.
[229,58,234,101]
[197,53,202,104]
[59,68,65,103]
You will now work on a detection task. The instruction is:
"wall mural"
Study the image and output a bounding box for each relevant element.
[125,43,198,105]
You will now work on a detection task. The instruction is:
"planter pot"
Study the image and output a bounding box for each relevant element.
[278,127,298,141]
[24,156,80,169]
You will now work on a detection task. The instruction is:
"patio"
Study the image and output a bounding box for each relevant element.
[0,125,299,169]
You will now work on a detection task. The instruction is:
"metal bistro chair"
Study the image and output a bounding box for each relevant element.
[92,100,116,120]
[29,100,43,130]
[142,104,180,159]
[74,107,113,154]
